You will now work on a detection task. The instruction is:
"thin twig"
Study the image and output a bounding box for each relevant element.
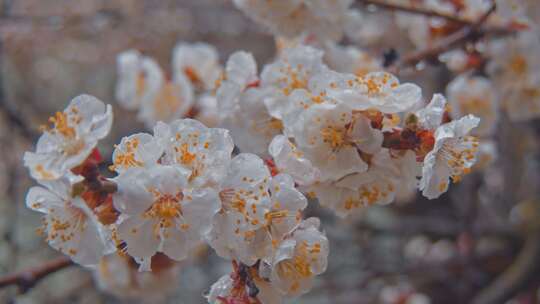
[0,256,74,293]
[472,201,540,304]
[0,39,39,140]
[357,0,470,24]
[0,100,39,140]
[0,9,123,27]
[391,2,511,70]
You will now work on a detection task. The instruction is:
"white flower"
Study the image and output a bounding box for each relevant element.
[24,95,112,181]
[487,30,540,121]
[494,0,530,23]
[261,45,328,120]
[137,58,195,128]
[268,135,320,186]
[474,139,497,170]
[208,153,272,265]
[114,165,220,268]
[278,70,343,135]
[460,0,493,20]
[329,72,422,114]
[416,94,447,131]
[214,173,307,266]
[439,49,469,72]
[394,0,456,49]
[94,254,181,301]
[109,133,164,174]
[288,102,383,181]
[154,119,234,188]
[209,155,308,265]
[206,274,234,304]
[446,75,498,136]
[222,51,258,90]
[323,42,382,77]
[206,272,283,304]
[220,86,282,156]
[233,0,353,41]
[262,45,327,96]
[216,51,258,121]
[419,115,480,199]
[343,9,388,45]
[217,51,281,156]
[263,174,308,250]
[194,93,219,127]
[270,218,328,297]
[26,176,115,266]
[309,149,410,217]
[172,42,222,91]
[115,50,162,111]
[394,151,421,199]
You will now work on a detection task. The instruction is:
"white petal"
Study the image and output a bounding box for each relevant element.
[118,215,160,259]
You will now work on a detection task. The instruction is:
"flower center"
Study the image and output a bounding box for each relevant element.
[252,117,284,137]
[35,164,54,179]
[320,126,348,149]
[440,136,479,183]
[154,82,183,119]
[145,189,184,228]
[509,55,527,75]
[460,97,490,115]
[183,66,202,86]
[277,240,321,292]
[280,64,308,95]
[41,107,87,156]
[48,111,77,138]
[136,72,146,97]
[110,137,144,171]
[40,202,87,256]
[177,142,197,165]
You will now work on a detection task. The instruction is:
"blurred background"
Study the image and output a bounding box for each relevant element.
[1,0,540,303]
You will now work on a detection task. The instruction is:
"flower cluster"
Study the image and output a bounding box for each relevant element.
[25,47,481,304]
[29,0,540,302]
[233,0,353,41]
[115,43,223,128]
[24,98,329,302]
[215,44,479,215]
[24,95,116,266]
[393,0,540,124]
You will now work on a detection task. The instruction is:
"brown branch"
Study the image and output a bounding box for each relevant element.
[357,0,471,24]
[390,2,514,70]
[0,39,40,140]
[0,256,74,293]
[0,9,123,27]
[0,100,40,140]
[472,201,540,304]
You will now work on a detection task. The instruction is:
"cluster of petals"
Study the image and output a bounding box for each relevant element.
[26,175,116,266]
[208,218,329,303]
[414,95,480,199]
[108,115,331,298]
[93,254,181,301]
[487,29,540,122]
[115,42,224,128]
[233,0,353,41]
[24,95,112,181]
[393,0,536,75]
[112,119,233,269]
[446,74,498,137]
[24,95,115,265]
[212,43,480,218]
[22,1,515,301]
